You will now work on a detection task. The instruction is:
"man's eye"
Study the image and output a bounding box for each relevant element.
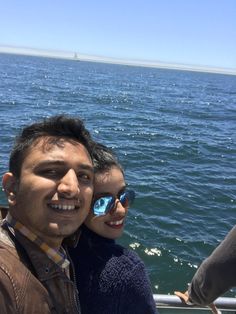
[39,169,62,178]
[78,173,92,182]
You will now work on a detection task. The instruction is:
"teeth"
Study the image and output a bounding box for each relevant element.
[50,204,76,211]
[108,219,124,226]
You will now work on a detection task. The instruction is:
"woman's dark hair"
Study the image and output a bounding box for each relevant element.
[91,142,123,175]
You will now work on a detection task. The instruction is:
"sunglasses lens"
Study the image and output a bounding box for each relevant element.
[93,196,114,216]
[93,190,135,216]
[120,190,135,207]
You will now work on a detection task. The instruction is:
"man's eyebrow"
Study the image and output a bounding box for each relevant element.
[34,160,68,169]
[79,164,94,173]
[34,160,94,172]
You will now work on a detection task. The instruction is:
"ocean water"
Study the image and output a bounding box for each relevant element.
[0,53,236,298]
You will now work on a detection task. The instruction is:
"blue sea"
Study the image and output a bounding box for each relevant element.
[0,53,236,299]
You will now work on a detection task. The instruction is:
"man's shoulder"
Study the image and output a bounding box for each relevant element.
[0,233,22,270]
[0,234,29,300]
[0,235,53,313]
[0,225,28,274]
[0,223,15,248]
[0,205,8,220]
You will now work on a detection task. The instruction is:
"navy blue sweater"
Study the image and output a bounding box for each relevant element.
[69,226,158,314]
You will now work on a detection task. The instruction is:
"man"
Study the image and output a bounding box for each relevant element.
[0,115,94,313]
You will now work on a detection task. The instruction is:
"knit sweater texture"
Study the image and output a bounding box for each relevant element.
[69,226,158,314]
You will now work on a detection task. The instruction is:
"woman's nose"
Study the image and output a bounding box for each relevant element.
[110,199,127,216]
[57,169,79,198]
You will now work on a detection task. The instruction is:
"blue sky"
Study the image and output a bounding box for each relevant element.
[0,0,235,69]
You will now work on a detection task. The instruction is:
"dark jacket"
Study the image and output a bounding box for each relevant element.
[69,225,158,314]
[188,225,236,305]
[0,219,80,313]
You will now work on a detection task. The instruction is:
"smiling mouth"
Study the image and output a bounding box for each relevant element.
[106,219,124,227]
[49,204,79,211]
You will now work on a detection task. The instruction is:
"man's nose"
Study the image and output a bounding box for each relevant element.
[57,169,79,198]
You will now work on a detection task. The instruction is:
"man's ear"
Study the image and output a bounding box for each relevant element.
[2,172,18,205]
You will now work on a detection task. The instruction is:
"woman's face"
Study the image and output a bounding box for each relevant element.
[84,166,128,239]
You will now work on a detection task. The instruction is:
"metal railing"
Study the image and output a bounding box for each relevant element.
[154,294,236,312]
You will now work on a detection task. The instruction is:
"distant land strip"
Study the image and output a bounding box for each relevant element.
[0,45,236,76]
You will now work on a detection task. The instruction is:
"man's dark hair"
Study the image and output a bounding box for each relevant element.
[9,115,94,178]
[91,142,123,175]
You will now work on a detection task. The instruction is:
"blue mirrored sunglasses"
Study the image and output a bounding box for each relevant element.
[92,189,135,216]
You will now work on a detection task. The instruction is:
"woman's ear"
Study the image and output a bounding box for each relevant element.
[2,172,18,206]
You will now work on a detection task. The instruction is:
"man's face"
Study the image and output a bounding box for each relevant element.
[6,137,94,248]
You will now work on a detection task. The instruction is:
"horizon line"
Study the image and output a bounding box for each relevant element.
[1,45,236,76]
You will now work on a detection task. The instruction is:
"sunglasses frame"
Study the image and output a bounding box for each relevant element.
[92,189,135,216]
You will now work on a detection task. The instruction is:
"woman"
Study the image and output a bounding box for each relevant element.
[69,143,157,314]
